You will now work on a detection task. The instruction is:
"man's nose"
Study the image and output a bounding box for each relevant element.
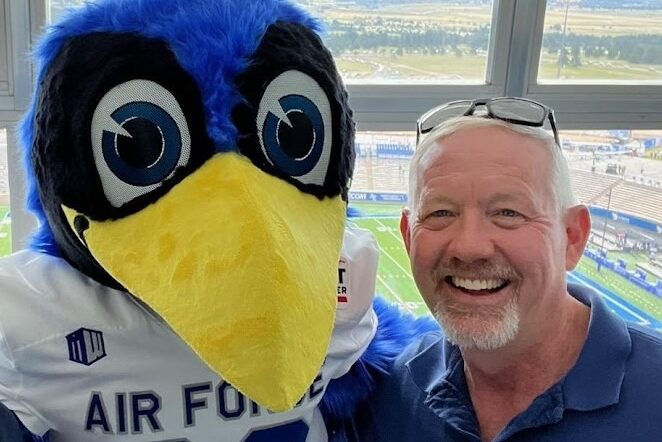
[445,212,495,263]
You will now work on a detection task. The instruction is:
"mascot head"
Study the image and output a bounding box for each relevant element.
[20,0,354,411]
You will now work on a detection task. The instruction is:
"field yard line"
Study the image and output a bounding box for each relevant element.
[568,272,649,323]
[377,274,413,313]
[379,244,417,283]
[374,218,404,243]
[370,218,418,285]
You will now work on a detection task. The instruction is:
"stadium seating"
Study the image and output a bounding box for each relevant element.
[571,169,662,224]
[375,143,414,159]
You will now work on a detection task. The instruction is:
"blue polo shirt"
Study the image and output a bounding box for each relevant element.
[354,283,662,441]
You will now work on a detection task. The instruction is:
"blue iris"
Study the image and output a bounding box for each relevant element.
[102,101,181,186]
[262,95,324,177]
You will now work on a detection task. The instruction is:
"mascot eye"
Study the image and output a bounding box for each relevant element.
[91,79,192,207]
[256,70,332,186]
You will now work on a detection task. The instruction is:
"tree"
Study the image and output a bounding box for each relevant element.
[558,47,570,70]
[570,45,582,67]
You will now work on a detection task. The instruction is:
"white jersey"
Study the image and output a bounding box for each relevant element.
[0,227,379,442]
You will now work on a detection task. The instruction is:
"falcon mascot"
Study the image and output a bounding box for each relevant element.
[0,0,435,441]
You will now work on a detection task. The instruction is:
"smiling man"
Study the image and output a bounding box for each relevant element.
[354,98,662,442]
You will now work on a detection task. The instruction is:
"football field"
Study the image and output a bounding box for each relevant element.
[351,216,429,316]
[0,207,10,257]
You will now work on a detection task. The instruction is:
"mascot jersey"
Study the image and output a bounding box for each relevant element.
[0,0,440,440]
[0,226,379,441]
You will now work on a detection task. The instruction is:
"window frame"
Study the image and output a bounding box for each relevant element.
[1,0,36,251]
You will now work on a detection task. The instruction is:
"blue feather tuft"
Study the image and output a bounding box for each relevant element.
[320,296,439,436]
[346,206,364,218]
[19,0,319,254]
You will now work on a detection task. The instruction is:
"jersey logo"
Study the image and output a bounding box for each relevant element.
[67,327,107,366]
[337,257,349,307]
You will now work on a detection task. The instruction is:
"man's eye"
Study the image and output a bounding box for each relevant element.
[497,209,521,217]
[431,209,454,217]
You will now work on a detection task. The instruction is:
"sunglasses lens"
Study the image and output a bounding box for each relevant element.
[419,101,471,134]
[490,98,546,124]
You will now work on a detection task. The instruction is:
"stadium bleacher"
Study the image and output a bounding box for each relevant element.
[571,169,662,224]
[375,143,414,159]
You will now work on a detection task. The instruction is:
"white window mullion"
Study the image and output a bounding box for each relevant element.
[8,0,31,111]
[5,125,36,251]
[4,0,37,251]
[504,0,547,98]
[487,0,516,92]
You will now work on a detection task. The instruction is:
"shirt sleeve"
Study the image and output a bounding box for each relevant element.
[0,308,52,437]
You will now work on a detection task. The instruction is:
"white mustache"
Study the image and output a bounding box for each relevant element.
[432,260,520,282]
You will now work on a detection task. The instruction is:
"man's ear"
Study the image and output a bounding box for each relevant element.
[400,208,412,254]
[565,205,591,271]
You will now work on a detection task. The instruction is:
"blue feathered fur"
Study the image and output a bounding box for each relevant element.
[320,296,439,431]
[19,0,320,254]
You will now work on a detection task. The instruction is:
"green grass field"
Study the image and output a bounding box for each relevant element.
[327,3,662,82]
[350,202,662,321]
[0,206,10,257]
[351,216,430,316]
[336,52,662,82]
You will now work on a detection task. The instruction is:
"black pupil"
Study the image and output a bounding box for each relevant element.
[116,118,164,168]
[278,111,313,159]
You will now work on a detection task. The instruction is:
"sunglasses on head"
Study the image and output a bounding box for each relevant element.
[416,97,560,147]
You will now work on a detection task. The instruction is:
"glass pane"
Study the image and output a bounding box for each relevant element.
[539,2,662,82]
[296,1,494,84]
[46,0,86,24]
[48,1,494,83]
[349,131,426,315]
[351,129,662,333]
[562,129,662,332]
[0,128,11,256]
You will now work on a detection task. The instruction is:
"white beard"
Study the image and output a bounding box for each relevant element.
[433,294,520,351]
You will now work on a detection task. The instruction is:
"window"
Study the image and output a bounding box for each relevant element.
[548,129,662,331]
[298,1,495,84]
[46,0,86,23]
[540,1,662,83]
[0,128,10,256]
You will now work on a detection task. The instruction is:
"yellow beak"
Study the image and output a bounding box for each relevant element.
[63,152,346,411]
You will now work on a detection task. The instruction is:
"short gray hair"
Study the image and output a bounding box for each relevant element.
[408,116,577,219]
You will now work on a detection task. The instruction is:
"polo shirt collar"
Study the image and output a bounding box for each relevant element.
[405,283,632,415]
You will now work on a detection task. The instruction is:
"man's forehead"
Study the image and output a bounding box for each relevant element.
[419,126,551,174]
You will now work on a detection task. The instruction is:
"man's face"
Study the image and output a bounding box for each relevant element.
[401,126,571,350]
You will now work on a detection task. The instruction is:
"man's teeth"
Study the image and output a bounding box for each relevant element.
[451,277,505,291]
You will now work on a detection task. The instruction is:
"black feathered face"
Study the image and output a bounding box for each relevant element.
[31,19,355,412]
[232,21,355,201]
[34,33,215,220]
[32,33,215,287]
[33,24,355,288]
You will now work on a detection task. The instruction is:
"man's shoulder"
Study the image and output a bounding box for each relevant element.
[626,324,662,366]
[616,324,662,408]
